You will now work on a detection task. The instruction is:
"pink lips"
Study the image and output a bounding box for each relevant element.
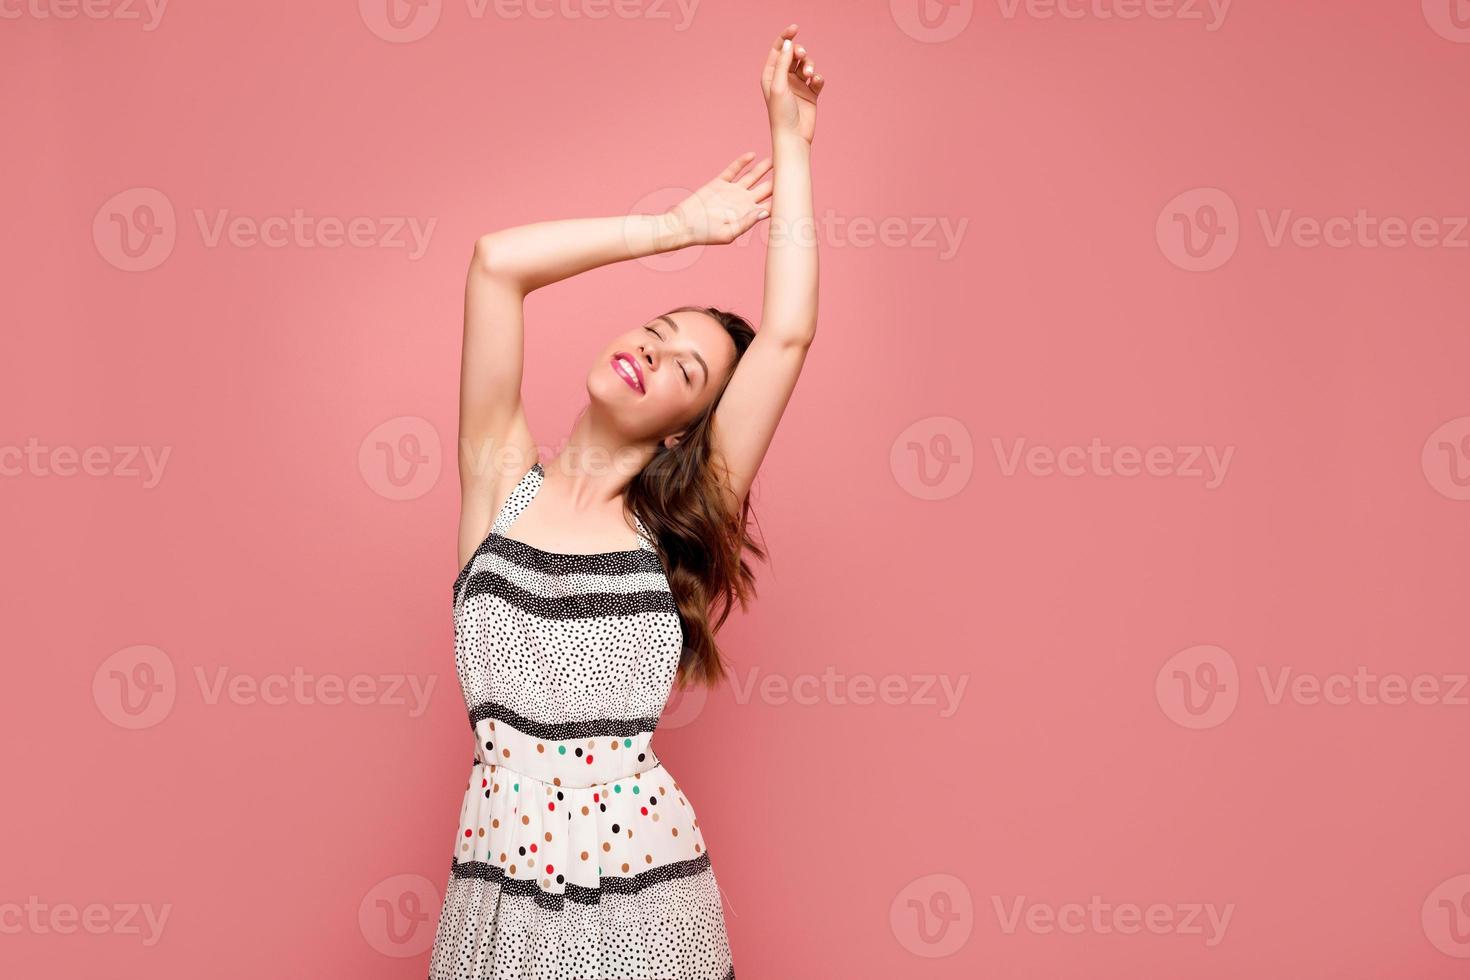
[611,352,645,395]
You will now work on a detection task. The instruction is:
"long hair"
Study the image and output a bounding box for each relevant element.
[622,305,767,689]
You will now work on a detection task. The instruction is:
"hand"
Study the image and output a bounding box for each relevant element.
[761,24,825,145]
[663,152,774,247]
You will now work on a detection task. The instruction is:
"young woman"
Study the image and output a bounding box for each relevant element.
[428,25,824,980]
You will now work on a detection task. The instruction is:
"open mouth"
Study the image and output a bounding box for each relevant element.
[611,353,645,395]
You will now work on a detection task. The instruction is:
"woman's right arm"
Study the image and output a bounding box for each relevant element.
[458,220,676,564]
[458,213,690,499]
[457,164,772,562]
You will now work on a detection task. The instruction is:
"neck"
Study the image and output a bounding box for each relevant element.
[543,407,658,506]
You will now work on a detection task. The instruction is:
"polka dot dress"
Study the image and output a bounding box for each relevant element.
[430,462,735,980]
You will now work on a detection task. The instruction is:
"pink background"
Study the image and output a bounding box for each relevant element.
[5,1,1470,977]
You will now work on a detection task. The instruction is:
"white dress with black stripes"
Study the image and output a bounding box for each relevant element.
[429,461,735,980]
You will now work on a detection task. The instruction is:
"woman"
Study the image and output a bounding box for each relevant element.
[429,25,824,980]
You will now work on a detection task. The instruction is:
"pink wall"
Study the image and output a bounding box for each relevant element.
[5,1,1470,977]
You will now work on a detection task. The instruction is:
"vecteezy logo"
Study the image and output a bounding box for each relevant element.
[93,188,176,272]
[1156,187,1239,272]
[628,186,705,273]
[1423,874,1470,957]
[359,0,442,43]
[359,873,440,957]
[890,873,974,958]
[1156,644,1238,729]
[358,416,442,501]
[93,645,177,729]
[1422,417,1470,501]
[657,680,708,731]
[1423,0,1470,43]
[890,0,974,43]
[891,416,973,501]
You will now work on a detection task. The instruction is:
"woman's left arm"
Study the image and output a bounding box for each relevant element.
[712,25,826,512]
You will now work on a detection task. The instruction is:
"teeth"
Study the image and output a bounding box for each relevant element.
[616,357,640,388]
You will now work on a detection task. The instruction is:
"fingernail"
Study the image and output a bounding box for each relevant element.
[783,39,791,50]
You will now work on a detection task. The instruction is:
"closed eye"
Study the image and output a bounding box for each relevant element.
[644,325,693,387]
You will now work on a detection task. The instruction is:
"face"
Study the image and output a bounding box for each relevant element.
[588,310,738,444]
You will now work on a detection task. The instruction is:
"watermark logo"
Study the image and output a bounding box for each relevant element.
[891,0,974,43]
[1257,666,1468,708]
[632,196,969,271]
[485,0,700,29]
[1423,0,1470,43]
[359,416,443,501]
[359,874,440,957]
[1422,416,1470,501]
[1156,644,1238,729]
[756,210,967,258]
[1162,650,1470,720]
[992,437,1234,488]
[193,667,437,716]
[360,0,700,41]
[359,0,442,42]
[657,679,708,730]
[93,645,177,730]
[993,894,1234,946]
[192,209,436,257]
[0,439,172,487]
[727,667,968,718]
[0,897,172,945]
[629,188,706,273]
[94,189,436,269]
[995,0,1231,30]
[94,647,438,726]
[1163,189,1470,270]
[94,188,176,272]
[891,416,974,501]
[0,0,168,30]
[1157,187,1238,272]
[1423,874,1470,957]
[891,873,974,957]
[1257,209,1470,250]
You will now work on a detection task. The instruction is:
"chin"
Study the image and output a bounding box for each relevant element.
[587,367,626,407]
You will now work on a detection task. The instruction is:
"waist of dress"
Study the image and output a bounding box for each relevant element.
[468,702,663,789]
[469,749,661,789]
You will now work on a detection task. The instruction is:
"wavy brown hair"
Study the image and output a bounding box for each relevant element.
[621,305,767,689]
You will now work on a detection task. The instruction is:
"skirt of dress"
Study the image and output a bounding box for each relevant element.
[427,760,734,980]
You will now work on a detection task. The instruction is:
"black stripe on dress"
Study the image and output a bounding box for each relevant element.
[453,521,666,606]
[448,851,714,911]
[467,700,659,740]
[458,569,677,620]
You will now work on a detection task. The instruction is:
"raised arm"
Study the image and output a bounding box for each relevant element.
[710,24,826,512]
[457,166,775,566]
[457,215,683,563]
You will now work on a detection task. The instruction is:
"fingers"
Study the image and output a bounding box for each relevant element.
[762,27,791,72]
[772,34,795,93]
[750,179,774,204]
[739,156,773,188]
[792,47,815,85]
[735,204,771,240]
[796,47,820,87]
[719,151,756,182]
[761,24,798,91]
[788,36,824,96]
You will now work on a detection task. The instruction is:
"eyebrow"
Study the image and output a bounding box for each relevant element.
[656,315,709,388]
